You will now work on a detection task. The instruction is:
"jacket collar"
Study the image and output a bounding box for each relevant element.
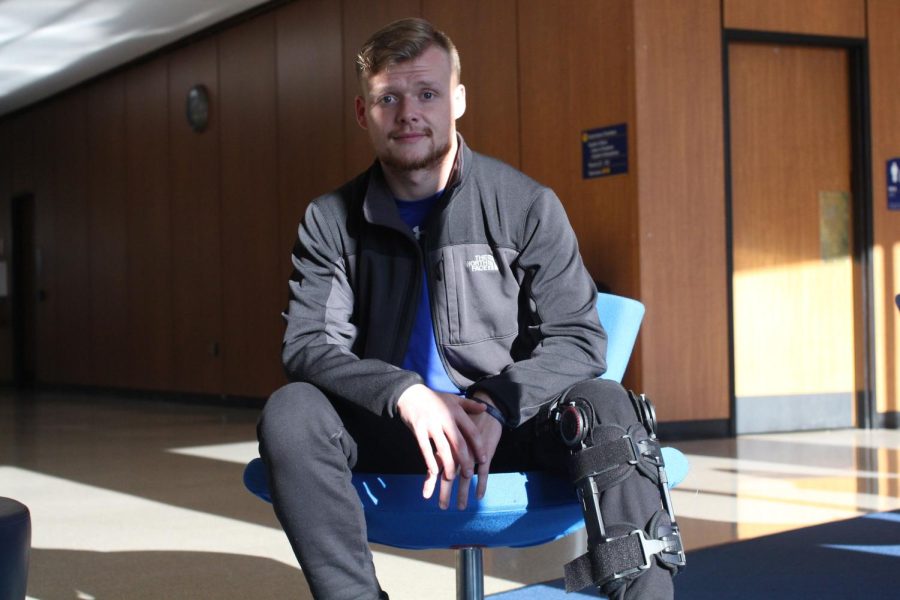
[362,134,471,231]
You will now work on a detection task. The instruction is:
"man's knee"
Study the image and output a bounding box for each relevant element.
[258,382,341,458]
[558,379,684,596]
[564,378,638,427]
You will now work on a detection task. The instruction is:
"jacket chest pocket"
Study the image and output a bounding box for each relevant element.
[434,246,520,345]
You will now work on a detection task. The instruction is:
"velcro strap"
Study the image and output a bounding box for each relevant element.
[563,531,647,592]
[568,435,640,483]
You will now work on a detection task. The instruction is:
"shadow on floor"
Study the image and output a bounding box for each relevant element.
[488,510,900,599]
[674,510,900,599]
[27,549,310,600]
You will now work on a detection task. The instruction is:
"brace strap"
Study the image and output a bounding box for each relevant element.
[563,528,684,592]
[568,434,662,485]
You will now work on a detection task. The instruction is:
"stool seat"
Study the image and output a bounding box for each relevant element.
[0,497,31,600]
[354,471,583,549]
[243,447,688,550]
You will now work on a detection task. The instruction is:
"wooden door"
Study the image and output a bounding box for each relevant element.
[729,42,856,433]
[11,193,36,385]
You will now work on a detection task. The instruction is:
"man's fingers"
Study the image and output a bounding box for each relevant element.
[415,429,440,499]
[439,472,455,510]
[476,460,490,500]
[443,417,477,477]
[433,433,458,508]
[460,398,487,414]
[431,428,459,481]
[457,470,472,510]
[452,409,486,465]
[401,388,495,508]
[423,470,438,500]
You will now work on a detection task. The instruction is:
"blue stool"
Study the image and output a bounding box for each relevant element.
[0,497,31,600]
[244,451,687,598]
[244,293,688,599]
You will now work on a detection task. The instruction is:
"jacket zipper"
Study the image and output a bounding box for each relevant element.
[397,233,422,365]
[420,231,464,391]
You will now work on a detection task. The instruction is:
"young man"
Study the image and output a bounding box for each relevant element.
[258,18,680,600]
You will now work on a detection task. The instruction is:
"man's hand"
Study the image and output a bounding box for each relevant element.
[396,384,488,509]
[465,391,504,506]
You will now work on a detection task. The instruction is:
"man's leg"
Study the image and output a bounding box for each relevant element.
[257,382,383,600]
[533,379,680,600]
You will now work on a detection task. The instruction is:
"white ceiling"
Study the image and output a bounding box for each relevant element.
[0,0,270,117]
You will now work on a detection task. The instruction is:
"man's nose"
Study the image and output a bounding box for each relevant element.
[396,98,419,123]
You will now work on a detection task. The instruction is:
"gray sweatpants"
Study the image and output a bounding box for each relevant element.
[257,378,676,600]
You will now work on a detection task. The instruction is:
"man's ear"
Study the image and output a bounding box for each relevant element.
[355,96,368,130]
[453,84,466,120]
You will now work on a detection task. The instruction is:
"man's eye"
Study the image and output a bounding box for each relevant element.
[380,96,396,104]
[422,91,434,100]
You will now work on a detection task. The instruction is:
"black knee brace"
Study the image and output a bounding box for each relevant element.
[553,390,686,594]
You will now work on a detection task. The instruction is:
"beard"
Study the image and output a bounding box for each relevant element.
[379,132,452,173]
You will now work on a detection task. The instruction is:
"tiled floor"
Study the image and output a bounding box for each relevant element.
[2,389,898,599]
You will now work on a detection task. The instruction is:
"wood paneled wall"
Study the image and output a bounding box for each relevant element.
[53,94,93,385]
[168,38,223,395]
[0,0,706,416]
[219,14,284,397]
[723,0,866,37]
[275,0,345,277]
[518,0,638,296]
[126,58,173,391]
[424,0,520,169]
[634,0,729,423]
[31,106,57,383]
[2,0,897,429]
[0,0,635,402]
[87,76,129,388]
[868,0,900,416]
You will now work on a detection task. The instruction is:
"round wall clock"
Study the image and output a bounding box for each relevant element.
[186,84,210,132]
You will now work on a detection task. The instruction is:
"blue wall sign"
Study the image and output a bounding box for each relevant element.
[889,158,900,210]
[582,124,628,179]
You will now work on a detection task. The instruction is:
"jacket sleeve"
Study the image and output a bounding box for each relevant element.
[281,200,423,417]
[467,189,607,427]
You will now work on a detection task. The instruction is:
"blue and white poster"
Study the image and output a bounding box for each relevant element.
[889,158,900,210]
[582,124,628,179]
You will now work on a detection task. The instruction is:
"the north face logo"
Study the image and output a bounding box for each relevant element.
[466,255,499,272]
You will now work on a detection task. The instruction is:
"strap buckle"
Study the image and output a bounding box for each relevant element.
[625,434,662,466]
[656,525,687,569]
[563,522,687,592]
[607,530,655,580]
[608,528,685,582]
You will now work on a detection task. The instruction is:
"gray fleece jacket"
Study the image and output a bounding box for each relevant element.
[281,136,606,427]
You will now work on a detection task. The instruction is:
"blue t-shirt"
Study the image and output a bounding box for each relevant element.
[395,193,459,394]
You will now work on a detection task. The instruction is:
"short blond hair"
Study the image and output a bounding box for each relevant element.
[356,18,460,83]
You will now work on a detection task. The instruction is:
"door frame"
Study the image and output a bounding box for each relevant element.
[722,29,875,434]
[10,192,35,387]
